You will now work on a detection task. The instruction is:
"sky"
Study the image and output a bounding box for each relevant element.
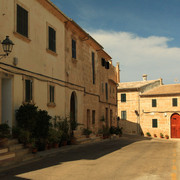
[51,0,180,84]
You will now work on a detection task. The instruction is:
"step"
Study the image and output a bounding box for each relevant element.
[0,152,15,161]
[9,143,24,152]
[8,139,19,146]
[0,148,8,155]
[15,148,30,162]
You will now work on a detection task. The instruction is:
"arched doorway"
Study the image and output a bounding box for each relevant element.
[171,113,180,138]
[70,91,77,130]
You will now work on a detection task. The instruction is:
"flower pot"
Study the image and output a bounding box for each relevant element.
[53,143,59,148]
[61,141,67,146]
[32,148,37,154]
[86,135,90,138]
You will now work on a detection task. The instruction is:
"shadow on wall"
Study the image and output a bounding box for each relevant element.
[119,119,143,135]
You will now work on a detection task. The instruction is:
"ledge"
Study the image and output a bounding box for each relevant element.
[46,49,58,57]
[47,102,56,108]
[13,32,31,43]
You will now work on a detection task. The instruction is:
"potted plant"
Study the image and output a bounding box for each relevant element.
[165,135,169,139]
[154,134,157,138]
[146,132,151,137]
[31,139,38,154]
[0,123,10,147]
[48,128,61,148]
[102,126,110,139]
[160,133,164,138]
[82,128,92,138]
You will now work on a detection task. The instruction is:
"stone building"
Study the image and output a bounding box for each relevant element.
[140,84,180,138]
[0,0,118,133]
[117,75,162,134]
[118,74,180,139]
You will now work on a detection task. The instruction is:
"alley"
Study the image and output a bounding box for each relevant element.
[0,136,177,180]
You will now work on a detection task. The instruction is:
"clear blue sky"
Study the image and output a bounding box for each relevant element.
[51,0,180,84]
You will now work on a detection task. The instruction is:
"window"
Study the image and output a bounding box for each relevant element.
[25,79,32,102]
[172,98,178,107]
[121,111,127,120]
[121,94,126,102]
[17,4,28,37]
[48,26,56,52]
[101,58,105,66]
[49,85,55,103]
[72,39,76,59]
[102,83,104,93]
[152,119,158,128]
[105,83,108,100]
[92,110,95,125]
[152,99,157,107]
[92,52,95,84]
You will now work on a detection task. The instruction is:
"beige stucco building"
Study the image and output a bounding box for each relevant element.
[0,0,118,133]
[118,75,180,138]
[117,75,162,135]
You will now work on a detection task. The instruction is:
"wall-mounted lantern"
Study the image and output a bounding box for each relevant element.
[0,36,14,57]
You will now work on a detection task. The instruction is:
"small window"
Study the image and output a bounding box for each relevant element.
[17,4,28,37]
[152,119,158,128]
[92,52,95,84]
[49,85,55,103]
[121,111,126,120]
[25,79,33,103]
[102,83,104,93]
[72,39,76,59]
[48,26,56,52]
[92,110,95,124]
[105,83,108,100]
[152,99,157,107]
[172,98,178,107]
[101,58,105,66]
[121,94,126,102]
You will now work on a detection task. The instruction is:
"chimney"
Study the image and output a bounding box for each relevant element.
[116,62,120,83]
[142,74,147,81]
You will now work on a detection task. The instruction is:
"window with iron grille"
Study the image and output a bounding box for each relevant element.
[25,79,32,102]
[72,39,76,59]
[121,94,126,102]
[17,4,28,37]
[172,98,178,107]
[48,26,56,52]
[49,85,55,103]
[152,99,157,107]
[121,111,126,120]
[152,119,158,128]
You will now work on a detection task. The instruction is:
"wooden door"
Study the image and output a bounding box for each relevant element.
[171,114,180,138]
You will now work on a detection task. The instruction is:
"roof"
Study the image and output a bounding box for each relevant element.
[118,79,160,91]
[141,84,180,97]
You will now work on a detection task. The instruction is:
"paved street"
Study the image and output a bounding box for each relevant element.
[0,135,179,180]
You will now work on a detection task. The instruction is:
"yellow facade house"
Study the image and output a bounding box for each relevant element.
[117,75,162,135]
[0,0,118,134]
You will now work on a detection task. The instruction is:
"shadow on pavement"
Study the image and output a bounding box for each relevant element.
[0,135,152,179]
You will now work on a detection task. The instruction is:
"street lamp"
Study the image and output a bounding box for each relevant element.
[0,36,14,56]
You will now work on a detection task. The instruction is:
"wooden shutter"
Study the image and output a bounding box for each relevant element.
[17,5,28,37]
[92,52,95,84]
[72,39,76,59]
[48,27,56,52]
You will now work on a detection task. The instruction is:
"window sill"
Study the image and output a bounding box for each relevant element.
[47,102,56,108]
[13,32,31,43]
[23,101,34,105]
[46,49,58,56]
[72,58,77,64]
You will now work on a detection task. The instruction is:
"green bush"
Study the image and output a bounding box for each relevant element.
[0,123,10,138]
[16,104,38,132]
